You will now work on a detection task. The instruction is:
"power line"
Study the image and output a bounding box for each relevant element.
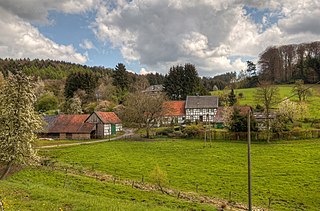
[271,80,320,107]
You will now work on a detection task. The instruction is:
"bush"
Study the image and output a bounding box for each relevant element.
[292,121,302,128]
[168,131,184,138]
[36,93,59,112]
[183,124,202,137]
[313,123,320,129]
[156,127,174,136]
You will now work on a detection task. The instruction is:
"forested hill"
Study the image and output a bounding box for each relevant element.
[258,41,320,84]
[0,58,113,79]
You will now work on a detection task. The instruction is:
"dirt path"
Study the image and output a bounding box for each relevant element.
[39,128,135,149]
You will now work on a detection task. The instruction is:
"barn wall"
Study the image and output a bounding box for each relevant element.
[72,133,91,140]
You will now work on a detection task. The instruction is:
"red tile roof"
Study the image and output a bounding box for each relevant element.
[96,112,122,124]
[162,101,186,116]
[48,114,95,134]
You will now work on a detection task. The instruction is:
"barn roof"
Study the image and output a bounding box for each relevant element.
[95,112,122,124]
[42,115,58,131]
[185,96,219,109]
[162,101,186,116]
[48,114,95,134]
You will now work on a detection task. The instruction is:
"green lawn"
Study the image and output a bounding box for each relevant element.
[35,139,320,211]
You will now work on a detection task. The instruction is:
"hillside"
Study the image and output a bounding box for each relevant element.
[213,85,320,120]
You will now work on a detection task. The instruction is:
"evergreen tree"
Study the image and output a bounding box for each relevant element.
[164,64,207,100]
[112,63,129,91]
[228,89,237,106]
[64,72,98,102]
[0,73,42,179]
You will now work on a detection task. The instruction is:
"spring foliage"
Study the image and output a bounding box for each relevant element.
[0,73,42,178]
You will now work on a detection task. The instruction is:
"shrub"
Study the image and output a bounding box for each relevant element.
[292,121,302,128]
[183,124,202,137]
[168,131,184,138]
[313,123,320,129]
[149,165,168,193]
[156,127,175,136]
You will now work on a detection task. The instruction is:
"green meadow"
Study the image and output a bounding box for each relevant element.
[1,139,317,210]
[213,84,320,119]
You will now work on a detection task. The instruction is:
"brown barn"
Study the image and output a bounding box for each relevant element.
[41,111,122,140]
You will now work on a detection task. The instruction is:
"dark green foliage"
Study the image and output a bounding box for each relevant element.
[0,58,112,80]
[112,63,129,91]
[164,64,208,100]
[64,72,98,101]
[229,109,257,132]
[202,72,236,91]
[146,72,165,85]
[36,93,59,112]
[228,89,237,106]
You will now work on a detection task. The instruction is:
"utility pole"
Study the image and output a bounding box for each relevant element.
[247,110,252,211]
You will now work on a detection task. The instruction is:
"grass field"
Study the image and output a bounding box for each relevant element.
[212,84,320,119]
[24,138,320,211]
[0,167,215,211]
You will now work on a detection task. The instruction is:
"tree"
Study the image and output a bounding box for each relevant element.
[122,92,166,138]
[164,64,207,100]
[255,82,280,142]
[36,92,59,112]
[292,79,312,101]
[0,73,42,179]
[149,165,168,193]
[63,95,83,114]
[225,108,257,132]
[64,72,98,102]
[274,99,308,131]
[228,89,237,106]
[112,63,129,91]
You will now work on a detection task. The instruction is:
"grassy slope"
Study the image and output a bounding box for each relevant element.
[39,139,320,211]
[213,85,320,119]
[0,167,215,211]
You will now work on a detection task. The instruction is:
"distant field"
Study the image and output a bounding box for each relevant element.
[212,84,320,119]
[30,139,320,211]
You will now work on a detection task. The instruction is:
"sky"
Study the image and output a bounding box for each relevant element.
[0,0,319,77]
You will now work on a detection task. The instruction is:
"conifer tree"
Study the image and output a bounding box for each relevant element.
[113,63,129,91]
[0,73,42,179]
[228,89,237,106]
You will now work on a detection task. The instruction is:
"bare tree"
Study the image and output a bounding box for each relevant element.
[122,92,166,138]
[255,81,280,142]
[292,80,312,101]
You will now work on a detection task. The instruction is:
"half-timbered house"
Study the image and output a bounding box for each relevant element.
[185,96,219,123]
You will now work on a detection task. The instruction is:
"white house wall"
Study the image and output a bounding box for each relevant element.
[104,124,111,136]
[186,108,217,122]
[116,124,122,132]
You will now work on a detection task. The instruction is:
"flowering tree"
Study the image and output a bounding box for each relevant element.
[0,73,42,179]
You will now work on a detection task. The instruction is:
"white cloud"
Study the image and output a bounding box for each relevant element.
[93,0,320,76]
[80,39,95,50]
[140,67,155,75]
[0,0,100,23]
[0,7,87,63]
